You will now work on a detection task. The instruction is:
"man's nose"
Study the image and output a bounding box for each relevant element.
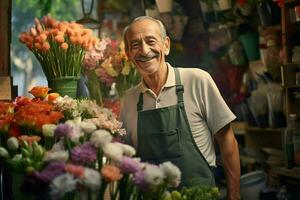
[140,41,150,55]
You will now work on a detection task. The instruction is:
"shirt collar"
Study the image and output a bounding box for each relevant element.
[138,63,176,93]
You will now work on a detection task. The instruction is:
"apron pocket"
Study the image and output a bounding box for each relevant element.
[139,129,183,160]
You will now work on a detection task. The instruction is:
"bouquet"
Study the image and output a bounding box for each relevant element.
[83,38,140,107]
[18,15,99,97]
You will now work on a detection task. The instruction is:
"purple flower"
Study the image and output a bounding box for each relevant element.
[54,123,73,138]
[133,170,148,191]
[119,157,140,174]
[34,162,66,183]
[71,142,97,165]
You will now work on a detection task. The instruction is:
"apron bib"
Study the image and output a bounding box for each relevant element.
[137,68,215,187]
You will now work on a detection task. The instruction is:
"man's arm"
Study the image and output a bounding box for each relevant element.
[214,124,240,200]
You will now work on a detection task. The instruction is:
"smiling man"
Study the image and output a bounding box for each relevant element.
[120,16,240,200]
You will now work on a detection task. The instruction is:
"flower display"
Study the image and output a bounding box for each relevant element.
[19,14,99,80]
[0,86,219,200]
[83,38,140,107]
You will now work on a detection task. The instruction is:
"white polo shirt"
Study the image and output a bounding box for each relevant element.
[120,63,236,166]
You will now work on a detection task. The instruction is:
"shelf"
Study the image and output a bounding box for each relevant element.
[287,85,300,89]
[284,0,300,7]
[275,167,300,179]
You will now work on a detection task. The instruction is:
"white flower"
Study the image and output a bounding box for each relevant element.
[115,142,136,157]
[160,161,181,187]
[143,163,165,187]
[103,142,124,161]
[81,168,101,190]
[64,121,84,143]
[42,124,57,137]
[80,121,97,134]
[7,137,19,151]
[90,129,112,148]
[51,140,65,151]
[43,150,69,163]
[50,173,77,199]
[0,147,9,158]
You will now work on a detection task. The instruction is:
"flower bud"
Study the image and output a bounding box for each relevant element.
[7,137,19,151]
[33,145,44,159]
[42,124,57,137]
[21,148,31,158]
[0,147,9,158]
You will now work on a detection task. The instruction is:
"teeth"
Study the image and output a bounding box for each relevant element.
[138,57,153,62]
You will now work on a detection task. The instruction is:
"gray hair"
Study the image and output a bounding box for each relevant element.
[123,16,167,50]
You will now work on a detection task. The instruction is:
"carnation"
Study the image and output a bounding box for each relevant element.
[71,142,97,165]
[103,142,124,161]
[143,164,165,187]
[160,161,181,187]
[42,124,57,137]
[50,173,77,199]
[81,168,101,190]
[90,129,112,148]
[118,156,140,174]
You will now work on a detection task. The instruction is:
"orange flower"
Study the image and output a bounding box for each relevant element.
[65,164,84,178]
[55,35,64,43]
[61,43,68,50]
[18,135,41,146]
[8,122,21,137]
[29,86,51,99]
[101,165,122,182]
[46,93,60,103]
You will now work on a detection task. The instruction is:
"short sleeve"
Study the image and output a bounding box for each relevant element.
[200,71,236,134]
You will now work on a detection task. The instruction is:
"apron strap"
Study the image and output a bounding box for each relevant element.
[137,93,143,111]
[174,68,184,104]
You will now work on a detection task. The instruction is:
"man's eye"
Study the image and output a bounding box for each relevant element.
[148,40,156,45]
[131,43,139,49]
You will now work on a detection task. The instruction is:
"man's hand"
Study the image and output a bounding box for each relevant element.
[214,124,240,200]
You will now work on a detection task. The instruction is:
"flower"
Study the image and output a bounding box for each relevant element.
[42,124,57,137]
[54,123,74,138]
[160,161,181,187]
[83,38,140,106]
[81,168,102,190]
[19,14,99,79]
[50,173,78,199]
[71,142,97,165]
[29,86,51,99]
[118,156,140,174]
[90,129,113,148]
[101,164,122,182]
[43,150,69,163]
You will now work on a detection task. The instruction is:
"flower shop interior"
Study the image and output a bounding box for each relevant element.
[1,0,300,199]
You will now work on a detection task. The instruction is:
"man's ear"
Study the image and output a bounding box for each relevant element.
[164,36,170,56]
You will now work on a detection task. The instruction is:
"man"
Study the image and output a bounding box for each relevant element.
[120,16,240,200]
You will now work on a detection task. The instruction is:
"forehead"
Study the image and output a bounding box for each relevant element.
[126,20,161,41]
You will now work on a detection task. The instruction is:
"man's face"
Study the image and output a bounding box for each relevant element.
[125,19,170,76]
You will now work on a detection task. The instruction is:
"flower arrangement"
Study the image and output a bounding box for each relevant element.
[19,14,99,79]
[83,38,140,106]
[0,86,219,200]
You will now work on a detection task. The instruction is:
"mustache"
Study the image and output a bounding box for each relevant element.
[135,51,159,61]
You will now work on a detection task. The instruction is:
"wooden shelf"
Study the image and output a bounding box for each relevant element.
[275,167,300,179]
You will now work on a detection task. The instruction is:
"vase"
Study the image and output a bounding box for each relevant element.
[47,76,80,98]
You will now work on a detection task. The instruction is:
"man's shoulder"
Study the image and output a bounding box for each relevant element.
[122,84,140,104]
[176,67,211,81]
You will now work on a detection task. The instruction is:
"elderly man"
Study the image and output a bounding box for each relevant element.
[120,16,240,200]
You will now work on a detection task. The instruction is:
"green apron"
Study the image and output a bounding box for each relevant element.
[137,68,215,187]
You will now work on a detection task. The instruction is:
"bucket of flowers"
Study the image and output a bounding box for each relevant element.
[19,15,99,98]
